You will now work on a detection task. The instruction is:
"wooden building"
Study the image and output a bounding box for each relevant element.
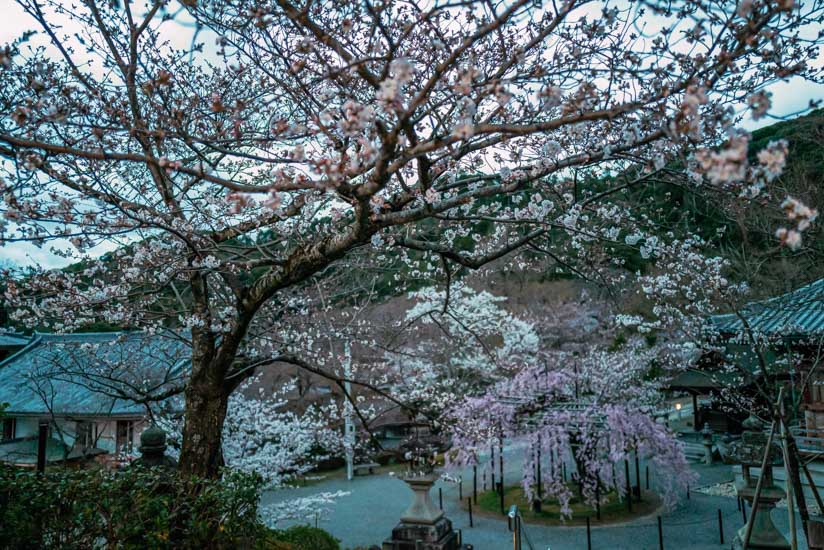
[0,331,187,467]
[670,279,824,439]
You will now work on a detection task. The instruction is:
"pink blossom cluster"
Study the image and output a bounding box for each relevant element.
[446,342,696,517]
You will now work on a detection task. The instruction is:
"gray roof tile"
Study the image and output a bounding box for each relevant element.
[0,333,30,348]
[710,279,824,337]
[0,331,189,416]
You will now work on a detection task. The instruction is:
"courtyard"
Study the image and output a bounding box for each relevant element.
[266,447,808,549]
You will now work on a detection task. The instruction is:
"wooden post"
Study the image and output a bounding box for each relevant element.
[500,481,505,515]
[718,508,724,544]
[625,459,632,513]
[742,391,781,550]
[36,422,48,473]
[635,453,641,501]
[459,477,463,500]
[692,393,699,431]
[785,428,813,544]
[658,515,664,550]
[586,516,592,550]
[473,465,478,504]
[467,497,473,527]
[646,465,650,490]
[780,401,798,550]
[499,436,504,496]
[491,445,496,493]
[439,487,443,510]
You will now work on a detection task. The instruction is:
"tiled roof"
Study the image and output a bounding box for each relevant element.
[0,331,189,416]
[710,279,824,338]
[0,333,30,348]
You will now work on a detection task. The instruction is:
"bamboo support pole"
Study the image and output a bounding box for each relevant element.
[742,387,783,550]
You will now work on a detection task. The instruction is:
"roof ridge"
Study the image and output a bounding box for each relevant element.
[710,278,824,336]
[0,333,42,369]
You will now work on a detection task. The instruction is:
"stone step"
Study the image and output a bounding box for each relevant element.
[679,440,712,462]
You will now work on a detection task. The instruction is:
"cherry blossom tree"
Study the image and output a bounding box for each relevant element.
[390,281,697,517]
[221,382,341,483]
[159,375,343,485]
[381,284,540,422]
[1,0,821,477]
[154,377,352,528]
[447,327,695,516]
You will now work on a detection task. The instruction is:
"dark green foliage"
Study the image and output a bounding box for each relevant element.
[270,525,341,550]
[614,109,824,295]
[607,332,627,352]
[0,465,294,550]
[750,109,823,161]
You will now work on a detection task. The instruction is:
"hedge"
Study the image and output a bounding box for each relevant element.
[0,465,336,550]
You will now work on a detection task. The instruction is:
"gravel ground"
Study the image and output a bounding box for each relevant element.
[263,451,808,549]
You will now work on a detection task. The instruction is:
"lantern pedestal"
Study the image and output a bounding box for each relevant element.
[382,474,465,550]
[730,416,790,550]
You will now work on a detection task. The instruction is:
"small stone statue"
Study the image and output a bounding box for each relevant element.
[132,425,178,469]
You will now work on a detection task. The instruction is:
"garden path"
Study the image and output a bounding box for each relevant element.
[262,447,807,549]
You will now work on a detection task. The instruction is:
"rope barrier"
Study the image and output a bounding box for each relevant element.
[444,468,746,549]
[447,478,741,530]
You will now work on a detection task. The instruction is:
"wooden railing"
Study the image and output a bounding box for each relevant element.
[790,426,824,456]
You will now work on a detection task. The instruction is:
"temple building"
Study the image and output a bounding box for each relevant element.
[0,331,187,468]
[670,279,824,443]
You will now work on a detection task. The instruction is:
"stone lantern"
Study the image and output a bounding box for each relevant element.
[701,423,714,465]
[381,471,470,550]
[729,415,789,549]
[381,449,471,550]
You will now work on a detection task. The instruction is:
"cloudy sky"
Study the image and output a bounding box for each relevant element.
[0,0,821,269]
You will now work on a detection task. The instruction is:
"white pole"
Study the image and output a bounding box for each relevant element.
[344,341,354,481]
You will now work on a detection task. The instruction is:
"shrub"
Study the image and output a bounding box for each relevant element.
[0,465,275,549]
[271,525,341,550]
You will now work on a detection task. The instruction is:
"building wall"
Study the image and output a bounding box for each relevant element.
[5,415,146,454]
[90,418,146,453]
[14,417,39,439]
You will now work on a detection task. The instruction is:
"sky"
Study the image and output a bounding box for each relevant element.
[0,0,821,269]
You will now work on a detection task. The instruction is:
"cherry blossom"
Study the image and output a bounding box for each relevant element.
[0,0,820,478]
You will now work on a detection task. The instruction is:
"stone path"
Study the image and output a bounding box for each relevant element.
[262,452,808,549]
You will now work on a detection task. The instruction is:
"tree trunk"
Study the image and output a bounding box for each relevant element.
[178,362,230,479]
